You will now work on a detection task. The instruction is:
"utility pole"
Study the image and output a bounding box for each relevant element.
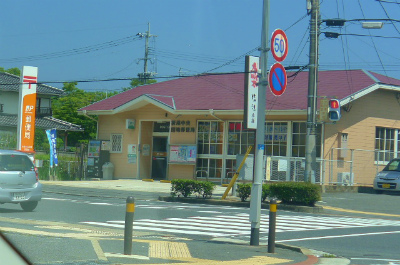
[304,0,320,183]
[137,23,157,83]
[249,0,269,246]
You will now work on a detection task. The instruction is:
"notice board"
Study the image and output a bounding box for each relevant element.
[168,145,197,164]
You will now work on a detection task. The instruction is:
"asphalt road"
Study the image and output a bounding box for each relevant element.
[319,191,400,219]
[1,188,400,265]
[1,193,309,265]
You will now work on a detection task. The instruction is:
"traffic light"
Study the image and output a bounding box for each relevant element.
[328,99,341,122]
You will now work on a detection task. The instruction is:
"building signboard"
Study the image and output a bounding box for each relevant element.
[244,55,260,129]
[17,66,38,152]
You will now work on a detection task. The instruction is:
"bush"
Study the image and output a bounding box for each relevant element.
[269,182,321,206]
[35,153,80,181]
[237,183,270,202]
[171,179,194,198]
[237,183,252,202]
[196,181,216,198]
[262,184,270,202]
[170,179,216,198]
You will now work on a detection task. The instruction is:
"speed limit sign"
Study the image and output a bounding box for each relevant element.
[270,29,288,62]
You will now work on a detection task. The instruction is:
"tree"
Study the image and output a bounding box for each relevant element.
[52,82,112,146]
[0,67,21,76]
[122,78,157,91]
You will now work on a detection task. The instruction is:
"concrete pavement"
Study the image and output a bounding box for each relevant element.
[38,179,353,265]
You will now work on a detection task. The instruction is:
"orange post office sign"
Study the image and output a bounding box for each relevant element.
[17,66,38,152]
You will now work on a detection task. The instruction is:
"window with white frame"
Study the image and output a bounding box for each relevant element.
[197,121,224,155]
[375,127,400,162]
[196,121,224,179]
[265,122,288,156]
[227,121,255,155]
[110,134,123,153]
[292,122,322,157]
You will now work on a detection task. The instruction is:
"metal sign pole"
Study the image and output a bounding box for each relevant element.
[249,0,269,246]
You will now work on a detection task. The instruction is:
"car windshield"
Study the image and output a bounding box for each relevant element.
[0,154,34,172]
[382,160,400,172]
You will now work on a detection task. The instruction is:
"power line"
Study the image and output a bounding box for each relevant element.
[376,0,400,4]
[377,1,400,35]
[203,13,310,74]
[357,0,388,77]
[0,35,141,63]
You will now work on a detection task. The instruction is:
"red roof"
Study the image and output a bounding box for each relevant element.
[80,70,400,112]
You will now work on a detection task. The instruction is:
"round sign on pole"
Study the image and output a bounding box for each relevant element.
[270,29,288,62]
[269,63,287,96]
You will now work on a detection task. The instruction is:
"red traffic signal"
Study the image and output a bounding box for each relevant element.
[328,99,341,122]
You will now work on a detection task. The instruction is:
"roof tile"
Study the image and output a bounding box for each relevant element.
[81,70,396,112]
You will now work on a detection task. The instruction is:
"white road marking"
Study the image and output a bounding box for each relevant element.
[276,230,400,243]
[82,214,400,239]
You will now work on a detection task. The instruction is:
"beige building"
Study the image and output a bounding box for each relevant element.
[79,70,400,186]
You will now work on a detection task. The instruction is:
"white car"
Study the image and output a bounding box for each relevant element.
[373,158,400,194]
[0,150,42,211]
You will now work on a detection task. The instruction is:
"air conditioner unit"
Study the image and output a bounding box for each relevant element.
[337,172,354,186]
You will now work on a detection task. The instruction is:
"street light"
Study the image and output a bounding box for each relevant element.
[362,22,384,29]
[304,13,389,183]
[322,32,399,39]
[323,18,399,29]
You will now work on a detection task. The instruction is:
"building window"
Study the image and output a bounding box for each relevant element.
[196,121,224,179]
[227,122,255,155]
[197,121,224,155]
[110,134,123,153]
[265,122,288,156]
[196,158,223,179]
[292,122,322,158]
[375,127,399,162]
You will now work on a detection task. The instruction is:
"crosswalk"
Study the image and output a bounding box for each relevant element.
[43,196,241,213]
[82,213,400,239]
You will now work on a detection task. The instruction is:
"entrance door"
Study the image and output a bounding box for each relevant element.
[151,136,168,180]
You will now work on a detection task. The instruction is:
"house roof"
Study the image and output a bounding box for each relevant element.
[0,114,83,131]
[0,72,65,96]
[79,69,400,115]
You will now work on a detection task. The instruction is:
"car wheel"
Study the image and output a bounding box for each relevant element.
[20,201,38,212]
[374,189,383,194]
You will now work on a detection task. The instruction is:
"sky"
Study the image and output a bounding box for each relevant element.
[0,0,399,92]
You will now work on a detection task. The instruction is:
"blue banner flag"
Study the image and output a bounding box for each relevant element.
[46,129,58,167]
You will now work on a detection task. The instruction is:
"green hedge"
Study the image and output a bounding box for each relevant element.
[269,182,321,206]
[236,182,321,206]
[237,183,252,202]
[171,179,216,198]
[236,183,270,202]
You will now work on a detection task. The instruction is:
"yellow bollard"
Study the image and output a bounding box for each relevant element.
[124,196,135,255]
[268,199,277,253]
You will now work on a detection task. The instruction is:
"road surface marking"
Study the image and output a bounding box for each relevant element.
[323,205,400,218]
[90,239,108,261]
[104,253,149,260]
[276,230,400,242]
[82,214,400,239]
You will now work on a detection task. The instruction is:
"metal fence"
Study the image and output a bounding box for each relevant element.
[268,157,322,183]
[267,148,389,186]
[324,148,385,186]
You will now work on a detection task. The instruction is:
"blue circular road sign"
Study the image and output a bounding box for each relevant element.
[269,63,287,96]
